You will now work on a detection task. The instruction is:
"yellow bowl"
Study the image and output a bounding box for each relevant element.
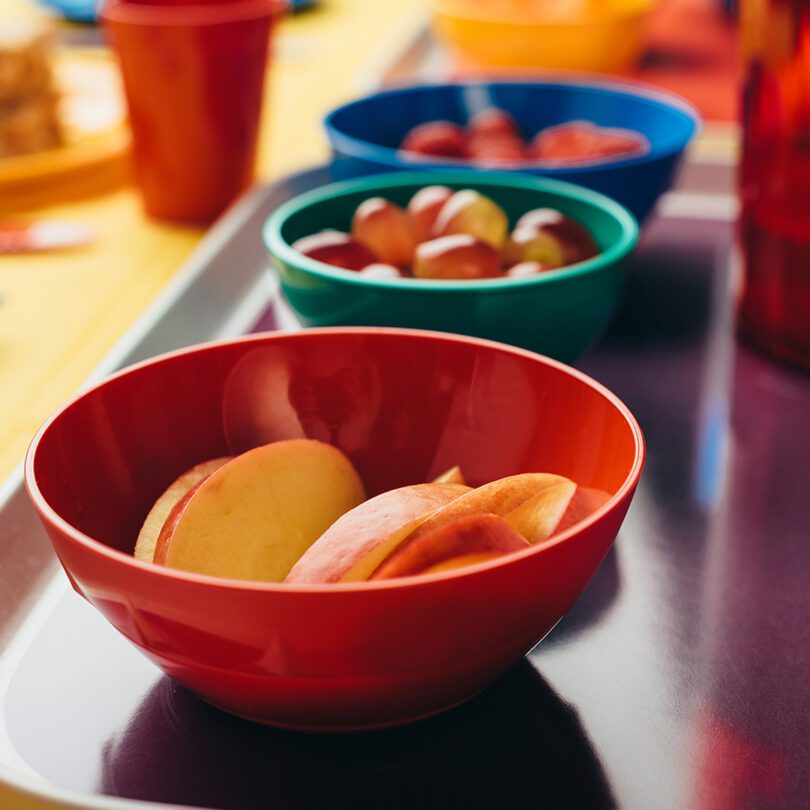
[433,0,653,73]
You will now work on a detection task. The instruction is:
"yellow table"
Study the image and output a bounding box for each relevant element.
[0,0,426,483]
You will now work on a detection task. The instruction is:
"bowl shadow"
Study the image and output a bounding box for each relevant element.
[101,660,616,810]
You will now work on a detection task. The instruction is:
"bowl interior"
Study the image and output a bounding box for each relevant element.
[326,82,698,171]
[29,330,641,564]
[268,172,636,287]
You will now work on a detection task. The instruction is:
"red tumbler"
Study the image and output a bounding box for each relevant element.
[102,0,286,224]
[738,0,810,371]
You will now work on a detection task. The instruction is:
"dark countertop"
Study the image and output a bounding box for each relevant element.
[6,212,810,810]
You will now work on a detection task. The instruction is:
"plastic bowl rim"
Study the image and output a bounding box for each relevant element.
[25,327,646,595]
[433,0,653,27]
[263,170,639,292]
[100,0,288,27]
[323,78,702,174]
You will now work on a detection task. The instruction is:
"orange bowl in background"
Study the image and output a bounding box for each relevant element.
[433,0,653,73]
[25,329,644,731]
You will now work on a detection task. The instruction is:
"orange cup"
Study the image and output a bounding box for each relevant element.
[102,0,286,224]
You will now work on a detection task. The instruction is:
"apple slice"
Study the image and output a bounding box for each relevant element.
[506,482,610,545]
[555,486,611,534]
[431,465,466,485]
[153,439,366,582]
[370,513,530,580]
[134,457,232,563]
[421,553,502,575]
[406,473,570,543]
[504,479,576,544]
[284,482,470,584]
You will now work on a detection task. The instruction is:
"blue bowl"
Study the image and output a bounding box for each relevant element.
[324,80,700,223]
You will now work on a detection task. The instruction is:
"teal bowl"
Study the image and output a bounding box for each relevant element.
[263,171,638,361]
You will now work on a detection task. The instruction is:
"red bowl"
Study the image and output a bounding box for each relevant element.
[25,328,644,731]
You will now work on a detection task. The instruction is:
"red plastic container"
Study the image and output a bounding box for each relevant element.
[738,0,810,370]
[101,0,286,224]
[25,329,644,731]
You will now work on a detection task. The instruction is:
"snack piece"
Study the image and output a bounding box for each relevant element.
[398,109,647,168]
[468,108,522,141]
[0,22,63,158]
[506,261,548,278]
[360,263,402,279]
[407,473,571,541]
[407,185,453,243]
[351,197,416,268]
[292,230,378,271]
[502,226,566,269]
[370,513,530,580]
[413,234,502,280]
[154,439,366,582]
[400,121,467,158]
[530,121,647,164]
[285,482,470,584]
[506,482,610,544]
[432,465,466,485]
[134,456,232,563]
[432,189,509,248]
[514,208,599,265]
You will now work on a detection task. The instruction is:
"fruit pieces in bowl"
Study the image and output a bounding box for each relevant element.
[291,184,599,281]
[400,108,650,167]
[135,438,609,584]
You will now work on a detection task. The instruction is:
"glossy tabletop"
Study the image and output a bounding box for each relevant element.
[6,211,810,809]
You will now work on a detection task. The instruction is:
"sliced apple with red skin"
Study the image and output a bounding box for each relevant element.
[370,513,530,580]
[421,552,502,575]
[284,482,470,584]
[153,439,366,582]
[506,481,611,545]
[555,486,611,534]
[406,473,570,543]
[134,457,232,563]
[431,465,466,485]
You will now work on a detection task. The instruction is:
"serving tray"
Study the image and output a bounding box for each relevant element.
[4,156,810,810]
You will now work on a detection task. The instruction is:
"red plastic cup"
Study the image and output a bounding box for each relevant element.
[101,0,286,224]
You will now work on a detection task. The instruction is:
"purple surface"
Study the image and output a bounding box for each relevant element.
[6,213,810,810]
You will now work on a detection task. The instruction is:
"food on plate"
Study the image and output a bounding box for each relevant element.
[398,108,648,166]
[152,439,366,582]
[351,197,416,268]
[432,189,509,248]
[137,440,610,583]
[413,234,502,280]
[0,22,64,158]
[290,187,600,280]
[291,230,378,271]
